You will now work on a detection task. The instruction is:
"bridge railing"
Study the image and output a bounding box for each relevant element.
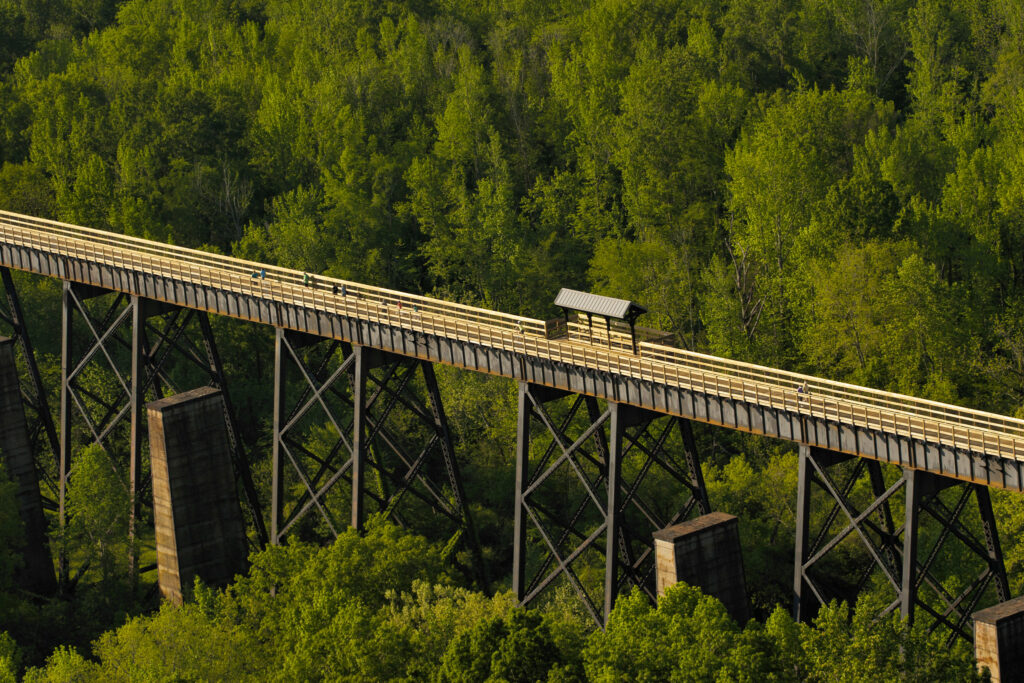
[3,209,1024,463]
[0,211,549,337]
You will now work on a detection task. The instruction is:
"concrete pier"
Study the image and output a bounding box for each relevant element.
[147,386,248,604]
[0,337,55,594]
[654,512,748,623]
[973,595,1024,682]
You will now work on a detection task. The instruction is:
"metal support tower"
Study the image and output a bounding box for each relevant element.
[512,382,711,628]
[793,444,1008,643]
[58,282,265,587]
[270,329,484,585]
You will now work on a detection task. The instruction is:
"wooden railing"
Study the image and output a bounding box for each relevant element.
[3,209,1024,462]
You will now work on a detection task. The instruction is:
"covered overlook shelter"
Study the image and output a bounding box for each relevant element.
[554,288,647,354]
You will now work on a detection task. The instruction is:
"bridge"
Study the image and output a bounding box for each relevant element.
[0,208,1019,640]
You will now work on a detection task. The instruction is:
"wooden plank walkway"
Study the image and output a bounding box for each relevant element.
[2,209,1023,490]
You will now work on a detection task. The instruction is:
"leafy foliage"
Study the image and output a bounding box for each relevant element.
[3,0,1024,678]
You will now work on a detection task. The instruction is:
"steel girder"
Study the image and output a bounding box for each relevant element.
[270,330,484,584]
[58,282,264,586]
[512,382,711,628]
[793,444,1008,643]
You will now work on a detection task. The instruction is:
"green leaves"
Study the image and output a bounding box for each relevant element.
[64,444,129,583]
[18,521,982,682]
[436,608,574,683]
[7,2,1024,677]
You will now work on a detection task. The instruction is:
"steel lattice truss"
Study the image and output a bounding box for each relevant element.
[271,330,484,584]
[794,445,1009,644]
[512,382,711,627]
[58,282,265,585]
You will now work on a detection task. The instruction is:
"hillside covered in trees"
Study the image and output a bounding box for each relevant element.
[2,0,1024,679]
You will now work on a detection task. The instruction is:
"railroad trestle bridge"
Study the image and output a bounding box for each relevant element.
[0,209,1021,640]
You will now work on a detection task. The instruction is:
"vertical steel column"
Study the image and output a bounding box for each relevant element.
[604,402,623,622]
[128,296,143,577]
[793,448,1007,642]
[868,460,898,569]
[793,444,813,622]
[976,486,1010,603]
[270,339,479,567]
[197,311,268,547]
[270,327,287,545]
[679,419,711,515]
[902,469,922,622]
[58,281,73,588]
[512,381,529,602]
[422,362,488,590]
[514,386,710,626]
[351,345,368,531]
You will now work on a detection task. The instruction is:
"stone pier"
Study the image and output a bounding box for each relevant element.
[147,386,248,604]
[973,595,1024,682]
[0,337,55,594]
[654,512,748,623]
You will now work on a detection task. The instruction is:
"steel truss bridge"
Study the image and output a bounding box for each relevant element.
[1,209,1021,639]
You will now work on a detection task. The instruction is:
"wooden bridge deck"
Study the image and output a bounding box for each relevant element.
[2,209,1023,491]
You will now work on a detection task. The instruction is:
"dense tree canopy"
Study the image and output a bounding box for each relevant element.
[12,524,983,681]
[2,0,1024,679]
[3,0,1024,408]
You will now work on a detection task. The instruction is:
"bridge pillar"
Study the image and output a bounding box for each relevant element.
[973,595,1024,682]
[654,512,748,623]
[0,267,60,472]
[270,329,484,585]
[147,387,248,604]
[0,337,56,595]
[0,268,59,594]
[793,444,1008,642]
[512,382,711,627]
[58,283,264,586]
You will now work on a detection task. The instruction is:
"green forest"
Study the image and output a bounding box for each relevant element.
[2,0,1024,679]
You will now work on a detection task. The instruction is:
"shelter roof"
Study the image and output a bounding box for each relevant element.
[554,288,647,321]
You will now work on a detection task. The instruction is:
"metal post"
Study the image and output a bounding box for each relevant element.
[422,362,488,590]
[198,311,268,547]
[58,281,73,589]
[585,397,609,464]
[270,327,287,545]
[128,296,143,579]
[512,381,529,601]
[793,444,812,621]
[975,485,1010,602]
[604,402,623,621]
[680,419,711,514]
[902,469,921,622]
[867,461,898,569]
[351,345,367,531]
